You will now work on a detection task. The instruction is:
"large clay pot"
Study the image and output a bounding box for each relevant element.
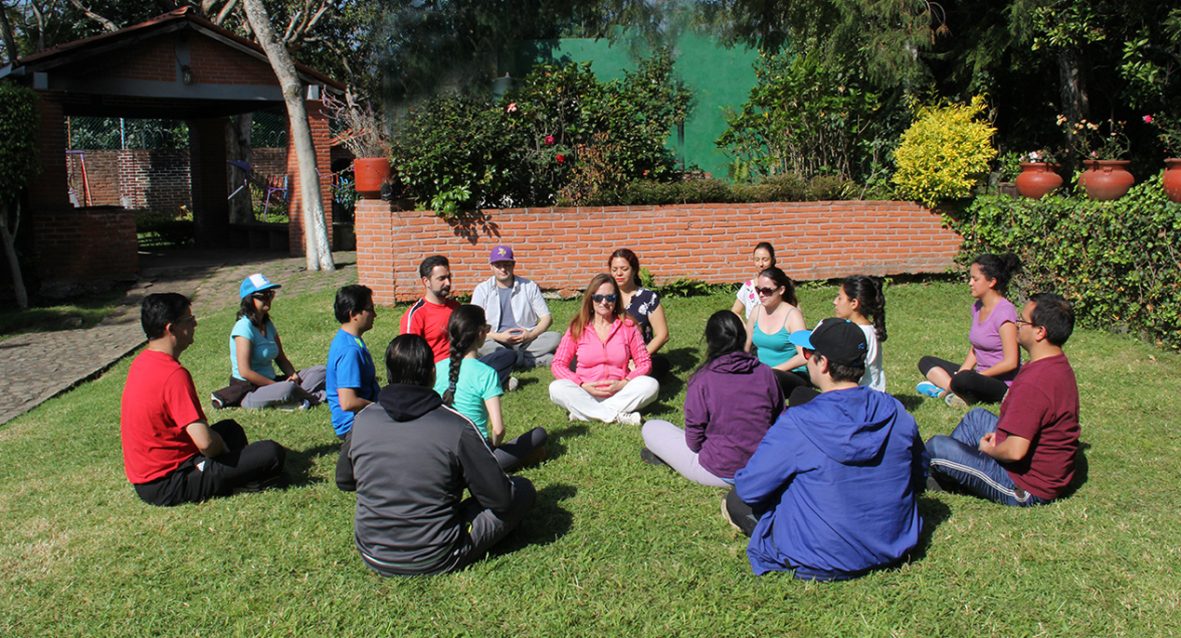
[1163,158,1181,203]
[1082,159,1135,201]
[353,157,391,199]
[1015,162,1063,199]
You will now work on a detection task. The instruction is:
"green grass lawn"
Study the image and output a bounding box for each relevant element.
[2,281,1179,637]
[0,286,128,341]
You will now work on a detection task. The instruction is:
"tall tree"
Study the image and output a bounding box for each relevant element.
[241,0,333,271]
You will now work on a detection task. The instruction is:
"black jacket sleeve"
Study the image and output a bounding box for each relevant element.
[456,425,514,513]
[335,432,357,492]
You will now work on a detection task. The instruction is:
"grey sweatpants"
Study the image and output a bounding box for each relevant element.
[640,419,731,488]
[478,331,562,369]
[241,365,327,409]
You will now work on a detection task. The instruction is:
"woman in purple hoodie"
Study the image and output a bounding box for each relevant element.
[639,311,784,487]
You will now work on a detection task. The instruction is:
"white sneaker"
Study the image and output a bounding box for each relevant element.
[614,411,642,426]
[507,376,520,392]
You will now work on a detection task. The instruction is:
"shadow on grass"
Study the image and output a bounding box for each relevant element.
[1059,441,1090,499]
[655,347,696,401]
[543,423,590,461]
[494,482,577,554]
[907,495,953,564]
[284,441,341,487]
[895,394,926,412]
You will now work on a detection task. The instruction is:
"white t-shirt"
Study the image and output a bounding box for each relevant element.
[736,280,760,319]
[859,323,886,392]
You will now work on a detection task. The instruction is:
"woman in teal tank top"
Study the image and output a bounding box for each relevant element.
[744,267,811,397]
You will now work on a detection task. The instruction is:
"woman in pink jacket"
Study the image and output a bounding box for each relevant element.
[549,273,660,425]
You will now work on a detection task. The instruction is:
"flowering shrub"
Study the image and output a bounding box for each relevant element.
[1058,115,1130,159]
[892,96,997,207]
[1143,113,1181,156]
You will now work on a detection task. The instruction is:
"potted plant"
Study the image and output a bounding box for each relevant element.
[325,91,391,198]
[1014,149,1063,199]
[1059,115,1134,200]
[1143,113,1181,202]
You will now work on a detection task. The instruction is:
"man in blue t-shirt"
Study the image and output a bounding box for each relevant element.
[326,285,380,438]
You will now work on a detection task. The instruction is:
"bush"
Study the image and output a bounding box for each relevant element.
[717,48,906,183]
[892,96,997,208]
[952,180,1181,350]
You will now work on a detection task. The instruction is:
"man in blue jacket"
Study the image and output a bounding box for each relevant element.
[726,319,928,580]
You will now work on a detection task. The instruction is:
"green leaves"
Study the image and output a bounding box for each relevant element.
[955,180,1181,349]
[0,83,39,202]
[892,96,997,208]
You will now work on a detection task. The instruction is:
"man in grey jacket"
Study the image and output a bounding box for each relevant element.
[336,334,536,576]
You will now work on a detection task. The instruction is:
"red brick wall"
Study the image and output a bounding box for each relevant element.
[33,207,138,285]
[63,147,288,214]
[356,200,963,305]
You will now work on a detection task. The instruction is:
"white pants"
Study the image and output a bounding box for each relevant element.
[548,376,659,423]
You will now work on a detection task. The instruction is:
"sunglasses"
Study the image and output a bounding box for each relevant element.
[253,290,275,300]
[755,286,779,297]
[592,294,618,304]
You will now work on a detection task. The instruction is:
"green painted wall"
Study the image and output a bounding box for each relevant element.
[516,33,759,180]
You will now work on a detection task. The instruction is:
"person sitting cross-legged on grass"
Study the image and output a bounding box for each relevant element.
[325,285,380,440]
[472,244,562,370]
[435,304,549,473]
[916,253,1022,408]
[926,293,1080,506]
[336,334,535,576]
[725,319,927,581]
[122,293,287,506]
[548,273,660,426]
[640,310,782,487]
[225,273,326,409]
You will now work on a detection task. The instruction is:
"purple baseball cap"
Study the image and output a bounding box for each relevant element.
[489,245,515,263]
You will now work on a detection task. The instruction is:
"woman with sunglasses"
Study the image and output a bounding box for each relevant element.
[549,273,660,425]
[435,304,548,472]
[640,310,783,487]
[731,242,777,320]
[609,249,670,378]
[744,267,810,398]
[227,273,326,409]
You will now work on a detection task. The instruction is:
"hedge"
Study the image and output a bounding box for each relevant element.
[951,177,1181,350]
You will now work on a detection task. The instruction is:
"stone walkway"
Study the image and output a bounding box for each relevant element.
[0,249,357,426]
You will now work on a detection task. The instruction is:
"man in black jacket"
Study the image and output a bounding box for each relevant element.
[336,334,536,576]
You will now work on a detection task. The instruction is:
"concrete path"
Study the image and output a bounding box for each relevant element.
[0,249,357,426]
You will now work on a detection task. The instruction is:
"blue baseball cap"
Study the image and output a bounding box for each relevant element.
[239,273,282,299]
[788,318,867,367]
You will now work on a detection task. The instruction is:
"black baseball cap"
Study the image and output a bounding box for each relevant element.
[788,318,868,367]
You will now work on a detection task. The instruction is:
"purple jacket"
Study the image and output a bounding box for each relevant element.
[685,352,784,478]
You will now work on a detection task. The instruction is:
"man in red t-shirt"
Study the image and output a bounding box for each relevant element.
[121,293,287,506]
[399,255,515,387]
[926,293,1080,506]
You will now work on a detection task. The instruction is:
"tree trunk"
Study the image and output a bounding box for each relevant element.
[240,0,334,272]
[0,3,20,64]
[0,202,29,309]
[226,113,254,224]
[1058,46,1090,171]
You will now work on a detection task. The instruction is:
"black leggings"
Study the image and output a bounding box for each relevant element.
[917,356,1009,404]
[493,427,548,473]
[773,369,811,399]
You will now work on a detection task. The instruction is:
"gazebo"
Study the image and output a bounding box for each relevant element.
[0,7,343,293]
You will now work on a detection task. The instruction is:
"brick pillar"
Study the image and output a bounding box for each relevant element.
[188,118,229,246]
[355,198,396,304]
[27,94,69,214]
[286,98,334,257]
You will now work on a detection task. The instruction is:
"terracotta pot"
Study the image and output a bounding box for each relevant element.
[1015,162,1063,199]
[1163,158,1181,203]
[1082,159,1135,201]
[353,157,391,199]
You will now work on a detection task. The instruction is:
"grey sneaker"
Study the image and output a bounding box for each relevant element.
[944,393,968,409]
[640,446,668,467]
[721,495,743,533]
[614,411,642,426]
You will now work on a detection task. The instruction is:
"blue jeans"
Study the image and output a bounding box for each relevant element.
[926,408,1048,507]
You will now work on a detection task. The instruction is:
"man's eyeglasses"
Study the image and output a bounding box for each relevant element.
[755,286,778,297]
[1014,317,1036,327]
[592,294,618,304]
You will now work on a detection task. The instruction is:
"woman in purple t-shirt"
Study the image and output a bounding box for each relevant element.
[916,253,1022,406]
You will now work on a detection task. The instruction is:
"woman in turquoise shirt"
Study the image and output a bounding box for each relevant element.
[744,267,810,398]
[436,304,547,472]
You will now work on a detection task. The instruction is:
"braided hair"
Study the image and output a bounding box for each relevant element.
[841,275,887,343]
[442,304,488,406]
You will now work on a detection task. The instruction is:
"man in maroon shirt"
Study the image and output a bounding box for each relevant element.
[121,293,286,506]
[926,293,1080,506]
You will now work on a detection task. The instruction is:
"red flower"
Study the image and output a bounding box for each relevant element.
[1143,114,1154,124]
[545,135,555,145]
[555,154,566,164]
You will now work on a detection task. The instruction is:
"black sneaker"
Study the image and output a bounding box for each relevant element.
[210,393,224,410]
[640,447,668,467]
